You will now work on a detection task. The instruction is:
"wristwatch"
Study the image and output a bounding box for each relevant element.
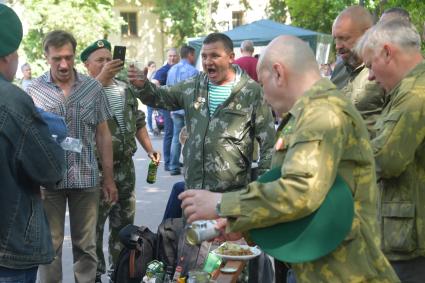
[215,199,222,217]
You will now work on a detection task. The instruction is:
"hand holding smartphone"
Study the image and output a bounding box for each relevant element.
[112,45,126,64]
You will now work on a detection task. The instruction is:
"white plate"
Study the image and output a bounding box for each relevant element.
[212,244,261,261]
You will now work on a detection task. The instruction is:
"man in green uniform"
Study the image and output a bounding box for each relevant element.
[81,40,160,282]
[332,5,385,136]
[180,35,400,283]
[357,19,425,283]
[129,33,275,193]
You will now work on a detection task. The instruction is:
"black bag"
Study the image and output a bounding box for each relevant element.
[112,225,156,283]
[155,218,185,270]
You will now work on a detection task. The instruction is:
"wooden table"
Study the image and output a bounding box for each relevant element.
[212,260,246,283]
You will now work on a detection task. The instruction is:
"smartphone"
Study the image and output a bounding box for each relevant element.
[113,45,126,62]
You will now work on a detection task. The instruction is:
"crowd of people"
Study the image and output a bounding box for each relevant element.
[1,2,425,283]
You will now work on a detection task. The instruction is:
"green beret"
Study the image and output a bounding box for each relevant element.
[0,4,23,57]
[80,39,111,62]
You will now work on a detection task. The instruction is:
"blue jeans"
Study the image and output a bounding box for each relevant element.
[161,109,173,169]
[170,112,185,172]
[162,182,185,220]
[147,106,153,132]
[0,266,37,283]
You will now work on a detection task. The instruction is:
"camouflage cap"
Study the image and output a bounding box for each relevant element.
[249,167,354,263]
[80,39,111,62]
[0,4,23,57]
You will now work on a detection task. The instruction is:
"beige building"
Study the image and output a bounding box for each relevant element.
[109,0,173,67]
[109,0,269,67]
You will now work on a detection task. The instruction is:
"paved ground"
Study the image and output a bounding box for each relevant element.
[60,133,183,282]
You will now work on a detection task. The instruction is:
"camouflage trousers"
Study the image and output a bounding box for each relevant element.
[96,157,136,275]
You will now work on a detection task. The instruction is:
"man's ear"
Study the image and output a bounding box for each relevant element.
[272,63,285,85]
[229,51,235,63]
[382,44,392,64]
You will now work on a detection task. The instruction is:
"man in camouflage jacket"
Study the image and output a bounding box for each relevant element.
[332,6,385,137]
[358,19,425,282]
[180,36,400,283]
[82,40,160,280]
[129,33,275,192]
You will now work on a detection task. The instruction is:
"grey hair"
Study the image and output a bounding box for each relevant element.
[241,40,254,53]
[355,18,421,57]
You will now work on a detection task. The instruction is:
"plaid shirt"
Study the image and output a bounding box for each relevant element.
[27,70,112,189]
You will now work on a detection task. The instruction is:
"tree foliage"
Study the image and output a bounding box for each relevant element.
[266,0,287,23]
[286,0,360,33]
[151,0,218,47]
[12,0,120,75]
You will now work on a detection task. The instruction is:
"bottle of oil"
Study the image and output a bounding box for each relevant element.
[146,160,158,184]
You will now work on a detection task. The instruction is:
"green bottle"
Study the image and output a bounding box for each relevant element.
[146,160,158,184]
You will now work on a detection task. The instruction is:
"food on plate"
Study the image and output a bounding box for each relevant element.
[215,242,253,256]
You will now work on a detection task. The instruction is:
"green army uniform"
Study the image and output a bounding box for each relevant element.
[372,61,425,262]
[136,66,275,192]
[96,79,146,275]
[331,61,385,137]
[220,79,400,282]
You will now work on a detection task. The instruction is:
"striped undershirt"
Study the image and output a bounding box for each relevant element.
[208,81,234,116]
[104,84,125,132]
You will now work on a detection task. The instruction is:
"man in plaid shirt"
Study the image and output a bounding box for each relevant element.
[27,30,117,283]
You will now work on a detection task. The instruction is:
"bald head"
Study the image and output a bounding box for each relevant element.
[335,6,373,32]
[257,36,321,115]
[333,6,373,66]
[258,35,319,75]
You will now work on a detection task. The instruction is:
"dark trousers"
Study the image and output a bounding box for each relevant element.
[391,256,425,283]
[0,266,37,283]
[162,181,185,220]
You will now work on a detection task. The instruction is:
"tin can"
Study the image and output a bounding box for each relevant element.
[186,220,220,245]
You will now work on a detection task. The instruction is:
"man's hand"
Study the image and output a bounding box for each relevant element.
[179,189,222,223]
[128,65,148,88]
[97,59,123,86]
[102,179,118,204]
[214,218,244,242]
[148,151,161,165]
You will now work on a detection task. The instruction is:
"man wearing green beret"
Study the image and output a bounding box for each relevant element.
[0,4,65,282]
[180,36,400,282]
[81,39,160,282]
[357,19,425,283]
[27,31,117,283]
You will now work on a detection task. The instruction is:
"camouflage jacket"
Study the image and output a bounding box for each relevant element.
[221,79,399,282]
[106,79,145,163]
[372,61,425,261]
[331,62,385,138]
[136,66,275,192]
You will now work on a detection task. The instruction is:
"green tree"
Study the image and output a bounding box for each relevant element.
[266,0,287,23]
[152,0,218,46]
[12,0,120,75]
[286,0,360,33]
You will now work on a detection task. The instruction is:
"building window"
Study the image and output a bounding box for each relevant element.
[232,11,244,28]
[121,12,137,36]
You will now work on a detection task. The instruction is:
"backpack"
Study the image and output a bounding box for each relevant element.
[155,218,185,270]
[112,225,156,283]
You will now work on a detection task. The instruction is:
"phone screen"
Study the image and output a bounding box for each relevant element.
[113,46,126,62]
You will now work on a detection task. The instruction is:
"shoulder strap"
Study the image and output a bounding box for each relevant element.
[129,249,136,278]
